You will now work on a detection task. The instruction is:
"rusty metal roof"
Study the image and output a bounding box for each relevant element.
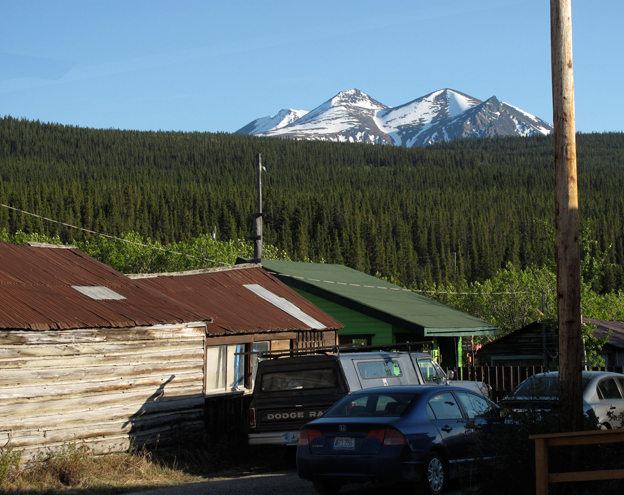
[130,264,344,336]
[0,242,213,331]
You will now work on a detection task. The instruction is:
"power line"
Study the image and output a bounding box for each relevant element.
[0,203,229,266]
[0,203,546,296]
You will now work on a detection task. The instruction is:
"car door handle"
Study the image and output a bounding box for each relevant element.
[441,426,452,432]
[609,406,617,410]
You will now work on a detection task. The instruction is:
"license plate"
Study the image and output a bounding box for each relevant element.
[333,437,355,450]
[287,432,300,444]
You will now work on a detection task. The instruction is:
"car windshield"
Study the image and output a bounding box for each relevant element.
[324,392,418,418]
[511,376,591,398]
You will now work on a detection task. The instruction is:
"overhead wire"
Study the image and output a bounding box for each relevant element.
[0,203,540,296]
[0,203,229,266]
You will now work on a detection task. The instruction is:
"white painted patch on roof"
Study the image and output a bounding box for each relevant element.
[72,286,126,300]
[244,284,326,329]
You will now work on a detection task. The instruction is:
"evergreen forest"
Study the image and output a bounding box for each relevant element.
[2,115,624,294]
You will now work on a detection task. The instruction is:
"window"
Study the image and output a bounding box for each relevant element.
[418,358,446,384]
[456,391,496,419]
[339,334,373,346]
[325,392,417,418]
[205,344,246,394]
[598,378,623,400]
[260,369,338,392]
[427,392,463,420]
[357,360,402,379]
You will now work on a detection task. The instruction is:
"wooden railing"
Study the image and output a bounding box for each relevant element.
[530,429,624,494]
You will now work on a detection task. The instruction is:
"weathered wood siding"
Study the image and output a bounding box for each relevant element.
[0,324,206,461]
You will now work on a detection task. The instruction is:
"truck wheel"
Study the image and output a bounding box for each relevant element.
[422,451,447,495]
[312,480,341,495]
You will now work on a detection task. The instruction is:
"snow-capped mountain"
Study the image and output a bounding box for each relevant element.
[236,108,309,135]
[236,89,553,147]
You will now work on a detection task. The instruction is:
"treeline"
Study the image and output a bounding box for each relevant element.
[1,115,624,291]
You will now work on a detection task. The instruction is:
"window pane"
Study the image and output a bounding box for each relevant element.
[260,369,338,392]
[513,376,559,398]
[325,393,417,418]
[457,391,494,419]
[428,392,463,420]
[227,344,245,390]
[418,359,444,384]
[357,360,402,379]
[598,378,623,400]
[206,346,226,391]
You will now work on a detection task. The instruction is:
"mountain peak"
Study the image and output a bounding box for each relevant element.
[329,89,388,111]
[238,89,552,147]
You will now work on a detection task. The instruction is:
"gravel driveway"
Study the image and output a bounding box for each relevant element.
[128,469,464,495]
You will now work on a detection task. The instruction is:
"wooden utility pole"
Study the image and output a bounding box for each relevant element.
[551,0,583,432]
[249,153,263,263]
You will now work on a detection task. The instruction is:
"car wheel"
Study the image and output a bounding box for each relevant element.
[423,451,448,495]
[312,480,341,495]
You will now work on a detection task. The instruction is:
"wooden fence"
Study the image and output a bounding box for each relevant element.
[444,365,624,401]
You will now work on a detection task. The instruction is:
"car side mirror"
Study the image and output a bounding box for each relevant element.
[447,370,455,380]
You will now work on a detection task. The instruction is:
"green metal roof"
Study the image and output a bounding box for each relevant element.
[259,260,497,337]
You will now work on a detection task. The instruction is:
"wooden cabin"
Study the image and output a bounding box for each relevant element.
[475,322,559,367]
[0,242,215,461]
[476,319,624,368]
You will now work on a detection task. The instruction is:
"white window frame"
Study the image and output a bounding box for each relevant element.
[205,343,246,395]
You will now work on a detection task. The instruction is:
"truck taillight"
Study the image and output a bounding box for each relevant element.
[298,427,322,446]
[249,408,256,428]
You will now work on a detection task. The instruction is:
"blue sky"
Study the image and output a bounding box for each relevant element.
[1,0,621,134]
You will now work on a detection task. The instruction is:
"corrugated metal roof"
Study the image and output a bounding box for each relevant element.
[0,242,213,331]
[258,260,498,337]
[130,265,343,336]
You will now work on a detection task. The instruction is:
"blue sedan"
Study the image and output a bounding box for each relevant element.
[296,385,506,495]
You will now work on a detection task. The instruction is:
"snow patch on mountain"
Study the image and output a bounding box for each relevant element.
[235,108,308,135]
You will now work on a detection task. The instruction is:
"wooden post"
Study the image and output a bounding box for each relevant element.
[551,0,583,432]
[534,437,549,495]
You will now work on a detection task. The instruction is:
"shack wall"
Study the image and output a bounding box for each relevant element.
[0,324,206,461]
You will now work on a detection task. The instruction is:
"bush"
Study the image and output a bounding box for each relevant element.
[0,446,22,487]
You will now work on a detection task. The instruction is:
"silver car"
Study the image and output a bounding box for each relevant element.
[501,371,624,428]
